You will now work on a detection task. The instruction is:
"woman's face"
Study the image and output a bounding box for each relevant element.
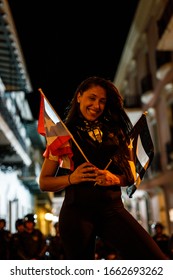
[77,85,107,121]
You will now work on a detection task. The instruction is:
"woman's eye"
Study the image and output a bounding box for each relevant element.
[100,100,106,105]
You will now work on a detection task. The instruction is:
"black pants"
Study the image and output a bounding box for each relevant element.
[59,200,167,260]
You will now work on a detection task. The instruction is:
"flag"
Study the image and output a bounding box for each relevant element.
[126,112,154,198]
[37,90,73,170]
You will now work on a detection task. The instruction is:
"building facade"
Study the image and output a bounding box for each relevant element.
[114,0,173,235]
[0,0,52,235]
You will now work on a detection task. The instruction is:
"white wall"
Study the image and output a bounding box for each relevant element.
[0,169,34,233]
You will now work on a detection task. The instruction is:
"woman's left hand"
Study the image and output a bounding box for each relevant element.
[95,170,125,186]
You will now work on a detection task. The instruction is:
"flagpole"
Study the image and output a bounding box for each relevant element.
[38,88,90,162]
[94,158,112,186]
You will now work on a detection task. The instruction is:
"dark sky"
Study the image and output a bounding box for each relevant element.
[8,0,139,120]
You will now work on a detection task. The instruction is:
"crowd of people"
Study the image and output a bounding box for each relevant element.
[0,214,118,260]
[1,215,173,260]
[0,214,65,260]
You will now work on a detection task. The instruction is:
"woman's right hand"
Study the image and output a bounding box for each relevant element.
[69,162,98,184]
[39,158,98,192]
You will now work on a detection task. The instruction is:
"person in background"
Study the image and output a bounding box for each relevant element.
[10,218,25,259]
[39,76,167,260]
[152,222,171,259]
[46,222,65,259]
[17,213,47,260]
[0,218,11,259]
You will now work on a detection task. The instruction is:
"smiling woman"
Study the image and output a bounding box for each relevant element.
[39,76,167,260]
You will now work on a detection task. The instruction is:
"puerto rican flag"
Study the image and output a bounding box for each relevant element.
[37,90,73,170]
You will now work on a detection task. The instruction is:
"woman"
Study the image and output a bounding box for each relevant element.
[39,76,167,260]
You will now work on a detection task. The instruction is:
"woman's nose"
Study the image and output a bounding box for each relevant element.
[93,100,100,108]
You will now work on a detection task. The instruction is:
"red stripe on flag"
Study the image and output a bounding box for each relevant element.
[37,93,46,136]
[50,135,71,154]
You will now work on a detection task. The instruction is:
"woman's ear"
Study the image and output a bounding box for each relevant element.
[77,92,81,103]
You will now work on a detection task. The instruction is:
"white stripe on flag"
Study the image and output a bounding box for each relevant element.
[136,135,149,168]
[44,98,60,124]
